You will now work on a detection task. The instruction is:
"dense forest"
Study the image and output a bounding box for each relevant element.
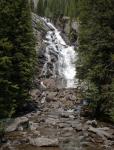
[0,0,114,141]
[0,0,35,118]
[36,0,79,18]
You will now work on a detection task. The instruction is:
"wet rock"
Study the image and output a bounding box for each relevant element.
[6,117,29,132]
[45,118,59,126]
[69,115,75,119]
[30,89,41,100]
[72,123,83,131]
[58,123,71,128]
[1,141,15,150]
[65,94,76,101]
[18,126,23,131]
[46,92,58,101]
[61,132,73,137]
[51,101,61,109]
[81,141,94,148]
[41,97,46,104]
[86,120,97,127]
[33,130,40,136]
[62,127,73,132]
[29,137,59,147]
[29,121,38,131]
[71,21,79,31]
[32,13,50,33]
[60,111,73,118]
[43,79,57,90]
[88,126,113,139]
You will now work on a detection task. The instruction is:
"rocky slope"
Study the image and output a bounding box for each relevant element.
[1,87,114,150]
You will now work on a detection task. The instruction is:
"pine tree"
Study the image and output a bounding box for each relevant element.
[37,0,79,19]
[0,0,35,118]
[77,0,114,119]
[30,0,35,12]
[37,0,45,16]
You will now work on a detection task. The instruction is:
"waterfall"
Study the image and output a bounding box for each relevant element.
[41,19,78,88]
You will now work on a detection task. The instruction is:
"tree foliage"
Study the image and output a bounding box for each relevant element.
[0,0,35,118]
[77,0,114,119]
[36,0,79,19]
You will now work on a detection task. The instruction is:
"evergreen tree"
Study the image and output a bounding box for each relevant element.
[36,0,79,19]
[77,0,114,119]
[0,0,35,118]
[37,0,45,16]
[30,0,35,12]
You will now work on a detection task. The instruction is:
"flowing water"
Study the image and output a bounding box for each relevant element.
[41,19,78,88]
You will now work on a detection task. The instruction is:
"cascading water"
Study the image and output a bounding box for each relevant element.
[41,19,78,88]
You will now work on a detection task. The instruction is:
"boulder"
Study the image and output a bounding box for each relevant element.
[86,120,97,127]
[29,121,38,131]
[6,117,29,132]
[71,21,79,31]
[63,127,73,132]
[72,123,83,131]
[30,89,41,100]
[29,137,59,147]
[58,123,71,128]
[45,118,59,125]
[88,126,113,139]
[46,92,57,101]
[43,79,57,90]
[60,111,73,118]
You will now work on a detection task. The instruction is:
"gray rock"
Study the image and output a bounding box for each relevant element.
[29,121,38,131]
[6,117,29,132]
[63,127,73,132]
[45,118,59,125]
[69,115,75,119]
[29,137,59,147]
[42,79,57,90]
[46,92,57,101]
[32,13,50,32]
[60,112,73,118]
[71,21,79,31]
[18,126,23,131]
[33,130,40,136]
[62,132,73,137]
[86,120,97,127]
[88,126,113,139]
[72,123,83,131]
[70,95,76,101]
[58,123,71,128]
[30,89,41,100]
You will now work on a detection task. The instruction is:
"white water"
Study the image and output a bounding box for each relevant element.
[42,19,78,88]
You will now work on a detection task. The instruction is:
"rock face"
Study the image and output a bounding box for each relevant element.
[54,17,79,47]
[32,12,78,89]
